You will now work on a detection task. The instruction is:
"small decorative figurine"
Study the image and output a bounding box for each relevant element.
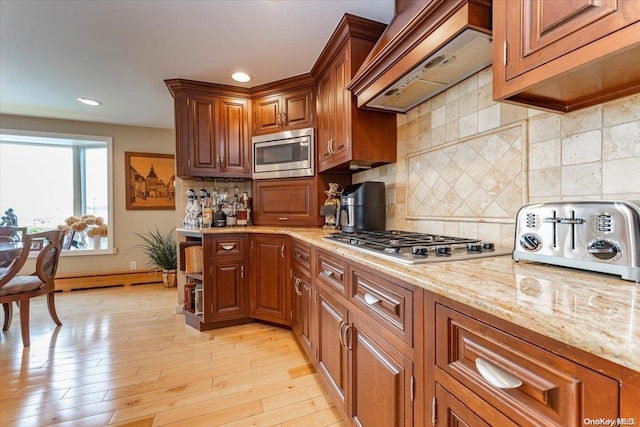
[1,208,18,226]
[320,183,341,230]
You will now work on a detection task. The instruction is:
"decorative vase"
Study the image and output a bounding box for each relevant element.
[93,236,102,250]
[162,269,177,288]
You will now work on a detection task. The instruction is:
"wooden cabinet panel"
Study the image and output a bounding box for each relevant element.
[433,383,513,427]
[249,234,289,325]
[435,303,619,426]
[252,88,314,135]
[315,250,347,297]
[212,260,247,320]
[292,265,313,358]
[165,79,251,179]
[291,239,312,272]
[252,175,351,227]
[350,313,414,427]
[350,266,413,347]
[314,16,397,172]
[189,95,219,173]
[200,234,248,326]
[493,0,640,112]
[317,287,349,412]
[219,97,250,176]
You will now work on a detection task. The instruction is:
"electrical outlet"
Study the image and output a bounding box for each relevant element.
[130,261,137,270]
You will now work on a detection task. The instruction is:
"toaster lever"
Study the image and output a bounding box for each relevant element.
[559,218,585,224]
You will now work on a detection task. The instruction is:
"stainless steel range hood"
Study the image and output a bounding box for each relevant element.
[347,0,492,113]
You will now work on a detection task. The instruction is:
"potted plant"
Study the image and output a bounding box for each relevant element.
[134,227,178,287]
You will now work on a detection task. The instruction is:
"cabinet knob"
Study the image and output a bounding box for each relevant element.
[475,357,523,389]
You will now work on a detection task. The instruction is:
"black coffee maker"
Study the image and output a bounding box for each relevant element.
[338,182,386,233]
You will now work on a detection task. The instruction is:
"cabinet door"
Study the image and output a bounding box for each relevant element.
[317,70,335,167]
[252,178,319,226]
[349,314,414,427]
[504,0,640,80]
[219,97,250,177]
[212,259,247,321]
[253,95,281,135]
[317,288,349,413]
[291,266,313,358]
[282,89,314,130]
[250,235,289,325]
[188,95,220,175]
[434,383,502,427]
[331,47,350,161]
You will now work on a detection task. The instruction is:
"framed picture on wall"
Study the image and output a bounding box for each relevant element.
[125,152,176,210]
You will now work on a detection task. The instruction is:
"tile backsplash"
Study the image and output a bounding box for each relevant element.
[354,67,640,246]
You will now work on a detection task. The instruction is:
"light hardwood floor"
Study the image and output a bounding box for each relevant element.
[0,284,344,427]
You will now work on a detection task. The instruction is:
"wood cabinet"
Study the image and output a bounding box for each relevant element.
[291,240,313,359]
[317,287,349,411]
[184,234,249,331]
[315,249,417,426]
[165,79,251,179]
[252,174,351,227]
[249,234,289,325]
[252,88,315,135]
[493,1,640,112]
[312,14,397,173]
[430,298,623,426]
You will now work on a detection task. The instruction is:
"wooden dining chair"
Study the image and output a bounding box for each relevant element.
[0,229,64,347]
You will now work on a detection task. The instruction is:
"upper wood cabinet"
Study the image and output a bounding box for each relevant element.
[252,87,315,135]
[493,0,640,112]
[165,79,251,179]
[252,174,351,227]
[312,14,397,173]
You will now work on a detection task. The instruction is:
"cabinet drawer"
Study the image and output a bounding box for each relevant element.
[350,267,413,347]
[435,304,619,426]
[292,240,311,272]
[211,235,245,257]
[316,250,347,296]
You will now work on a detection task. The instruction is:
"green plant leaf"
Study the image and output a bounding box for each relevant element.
[133,227,177,271]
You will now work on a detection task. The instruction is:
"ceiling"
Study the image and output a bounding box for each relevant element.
[0,0,394,130]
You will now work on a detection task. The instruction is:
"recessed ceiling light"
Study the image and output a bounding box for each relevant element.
[77,97,101,106]
[231,72,251,83]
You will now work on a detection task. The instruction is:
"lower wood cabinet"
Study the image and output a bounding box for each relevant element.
[291,264,313,358]
[317,283,415,427]
[249,234,289,325]
[185,234,249,331]
[430,298,626,427]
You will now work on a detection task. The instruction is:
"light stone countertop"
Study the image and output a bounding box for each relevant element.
[178,226,640,372]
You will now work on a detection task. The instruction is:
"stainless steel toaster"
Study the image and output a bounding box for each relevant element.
[513,201,640,282]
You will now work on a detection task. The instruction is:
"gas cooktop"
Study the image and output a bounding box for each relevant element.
[324,230,511,265]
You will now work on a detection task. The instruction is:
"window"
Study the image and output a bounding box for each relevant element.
[0,129,113,253]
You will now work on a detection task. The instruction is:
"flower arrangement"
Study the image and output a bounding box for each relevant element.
[58,215,108,246]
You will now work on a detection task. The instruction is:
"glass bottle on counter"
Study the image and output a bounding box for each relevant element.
[202,192,213,228]
[237,202,248,226]
[214,204,226,227]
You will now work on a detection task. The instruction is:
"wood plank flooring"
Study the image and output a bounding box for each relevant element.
[0,284,344,427]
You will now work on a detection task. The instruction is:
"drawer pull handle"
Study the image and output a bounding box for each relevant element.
[475,357,523,389]
[278,217,289,221]
[322,270,333,277]
[221,244,236,251]
[294,278,302,296]
[363,292,380,305]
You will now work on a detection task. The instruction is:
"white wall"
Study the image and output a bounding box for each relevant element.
[0,114,176,276]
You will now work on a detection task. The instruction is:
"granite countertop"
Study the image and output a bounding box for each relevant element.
[178,227,640,372]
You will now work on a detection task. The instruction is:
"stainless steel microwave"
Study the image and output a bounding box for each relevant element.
[252,127,314,179]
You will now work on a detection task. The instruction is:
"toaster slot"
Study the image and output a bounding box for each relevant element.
[542,210,558,248]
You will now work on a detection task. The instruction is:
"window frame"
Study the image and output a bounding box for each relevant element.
[0,128,114,256]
